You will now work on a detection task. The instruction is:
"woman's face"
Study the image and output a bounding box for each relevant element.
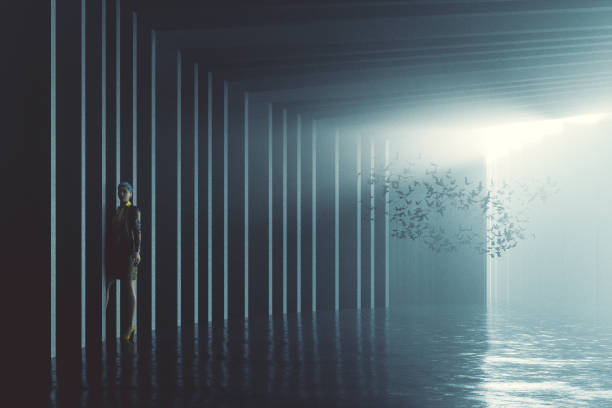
[118,187,132,203]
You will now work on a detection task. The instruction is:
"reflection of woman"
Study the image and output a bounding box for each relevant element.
[106,181,141,343]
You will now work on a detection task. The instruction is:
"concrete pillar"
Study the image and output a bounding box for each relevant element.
[55,0,83,383]
[374,137,387,308]
[118,0,136,338]
[360,134,373,309]
[228,85,245,319]
[286,111,298,314]
[315,122,334,311]
[134,18,153,346]
[155,42,179,330]
[180,56,195,326]
[210,76,227,323]
[84,0,104,374]
[194,65,209,326]
[272,105,284,315]
[299,116,314,313]
[339,130,358,309]
[246,98,271,317]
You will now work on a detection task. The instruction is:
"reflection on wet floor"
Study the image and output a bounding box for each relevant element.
[50,306,612,407]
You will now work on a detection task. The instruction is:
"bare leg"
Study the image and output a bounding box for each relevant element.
[105,280,115,310]
[122,279,136,338]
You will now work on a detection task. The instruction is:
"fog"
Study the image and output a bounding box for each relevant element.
[386,110,612,319]
[487,114,612,318]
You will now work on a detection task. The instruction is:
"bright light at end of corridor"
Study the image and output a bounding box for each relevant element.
[480,113,609,162]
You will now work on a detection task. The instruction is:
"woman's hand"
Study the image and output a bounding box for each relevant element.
[131,252,141,265]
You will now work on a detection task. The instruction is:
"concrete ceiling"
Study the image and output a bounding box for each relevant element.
[130,0,612,133]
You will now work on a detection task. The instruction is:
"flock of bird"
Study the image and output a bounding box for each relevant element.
[365,159,559,258]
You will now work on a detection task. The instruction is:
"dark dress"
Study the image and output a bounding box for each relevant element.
[107,202,141,280]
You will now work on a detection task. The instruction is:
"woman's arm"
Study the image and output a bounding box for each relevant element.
[131,208,142,255]
[129,208,142,265]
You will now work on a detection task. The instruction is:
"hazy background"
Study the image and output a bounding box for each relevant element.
[387,110,612,318]
[488,114,612,318]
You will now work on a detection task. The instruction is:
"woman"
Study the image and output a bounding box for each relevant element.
[106,181,141,343]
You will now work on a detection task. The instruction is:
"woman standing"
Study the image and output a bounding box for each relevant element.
[106,181,141,343]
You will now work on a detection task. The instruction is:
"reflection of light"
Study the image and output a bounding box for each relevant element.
[480,113,609,162]
[479,312,612,408]
[485,380,572,391]
[484,356,576,367]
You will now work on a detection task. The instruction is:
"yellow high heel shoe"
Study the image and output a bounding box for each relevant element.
[121,326,136,344]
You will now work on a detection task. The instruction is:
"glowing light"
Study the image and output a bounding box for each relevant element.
[480,113,609,162]
[386,109,610,167]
